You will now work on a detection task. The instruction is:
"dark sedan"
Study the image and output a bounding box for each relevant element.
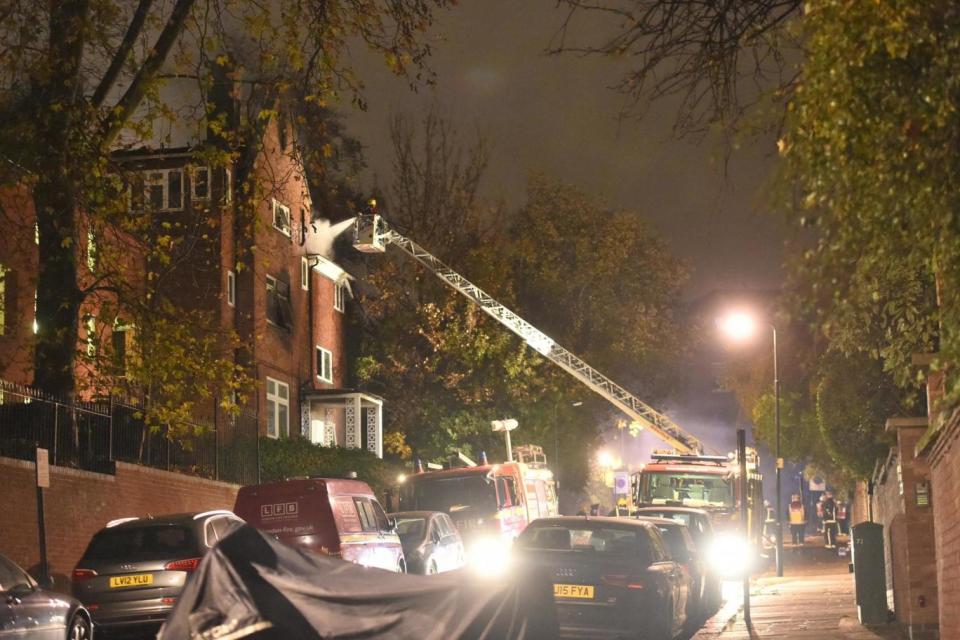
[637,517,707,622]
[633,506,722,614]
[388,511,465,575]
[513,516,688,640]
[0,553,91,639]
[71,510,242,636]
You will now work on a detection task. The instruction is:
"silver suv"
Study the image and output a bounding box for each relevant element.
[71,510,242,635]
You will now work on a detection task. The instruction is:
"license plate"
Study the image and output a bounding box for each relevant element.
[109,574,154,588]
[554,583,594,599]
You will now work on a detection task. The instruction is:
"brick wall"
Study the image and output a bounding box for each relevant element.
[927,411,960,640]
[0,456,238,581]
[872,418,939,638]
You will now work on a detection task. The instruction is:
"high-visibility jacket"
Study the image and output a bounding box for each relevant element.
[788,501,805,525]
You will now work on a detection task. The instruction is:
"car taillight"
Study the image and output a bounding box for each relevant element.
[601,574,647,590]
[164,558,202,573]
[72,568,97,581]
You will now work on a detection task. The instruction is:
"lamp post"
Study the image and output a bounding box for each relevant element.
[717,310,784,578]
[491,419,519,462]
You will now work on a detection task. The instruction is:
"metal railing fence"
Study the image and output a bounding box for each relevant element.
[0,379,259,485]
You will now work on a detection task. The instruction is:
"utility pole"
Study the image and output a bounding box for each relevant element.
[738,429,751,624]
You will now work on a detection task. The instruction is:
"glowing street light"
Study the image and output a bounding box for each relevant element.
[717,308,784,578]
[596,449,615,469]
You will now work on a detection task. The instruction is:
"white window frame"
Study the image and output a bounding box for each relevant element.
[272,199,291,237]
[301,257,309,291]
[191,166,211,201]
[84,315,97,357]
[142,168,184,211]
[334,281,345,313]
[266,377,289,439]
[316,346,333,383]
[227,270,236,307]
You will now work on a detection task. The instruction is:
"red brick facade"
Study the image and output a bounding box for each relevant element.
[924,408,960,639]
[0,455,238,582]
[871,418,939,637]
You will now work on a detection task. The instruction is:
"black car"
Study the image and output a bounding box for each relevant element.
[71,510,243,636]
[0,553,92,639]
[636,517,706,621]
[388,511,465,575]
[633,506,722,613]
[513,516,688,640]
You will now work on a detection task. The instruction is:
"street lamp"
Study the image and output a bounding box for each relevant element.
[491,419,519,462]
[718,309,783,578]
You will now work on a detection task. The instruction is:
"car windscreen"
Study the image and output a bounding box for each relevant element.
[395,517,426,541]
[642,472,734,508]
[83,525,200,560]
[405,475,497,515]
[517,524,649,561]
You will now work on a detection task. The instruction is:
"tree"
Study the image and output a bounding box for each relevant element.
[779,1,952,401]
[350,114,691,497]
[815,350,901,479]
[0,0,453,415]
[548,0,802,134]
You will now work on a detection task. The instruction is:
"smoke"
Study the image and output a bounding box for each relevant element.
[298,216,356,258]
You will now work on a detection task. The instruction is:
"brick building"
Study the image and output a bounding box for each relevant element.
[0,117,382,457]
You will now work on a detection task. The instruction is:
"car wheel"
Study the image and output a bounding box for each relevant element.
[428,560,438,575]
[643,600,673,640]
[67,613,91,640]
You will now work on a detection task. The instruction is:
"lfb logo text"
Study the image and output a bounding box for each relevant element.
[261,502,299,518]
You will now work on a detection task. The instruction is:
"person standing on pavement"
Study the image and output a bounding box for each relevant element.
[822,492,839,548]
[788,494,806,546]
[837,500,849,534]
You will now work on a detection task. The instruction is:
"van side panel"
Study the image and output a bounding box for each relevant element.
[233,481,340,554]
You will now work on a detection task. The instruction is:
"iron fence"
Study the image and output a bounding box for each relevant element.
[0,379,260,485]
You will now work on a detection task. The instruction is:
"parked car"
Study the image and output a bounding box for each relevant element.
[633,506,722,614]
[0,553,92,640]
[513,516,688,640]
[637,516,707,621]
[234,477,405,573]
[388,511,465,575]
[71,510,243,636]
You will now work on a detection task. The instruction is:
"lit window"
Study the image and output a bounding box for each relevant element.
[34,222,39,245]
[266,377,289,438]
[272,199,291,237]
[316,346,333,383]
[191,166,210,200]
[140,169,184,211]
[301,257,309,290]
[265,274,292,329]
[32,290,37,334]
[334,281,345,313]
[227,270,235,307]
[84,315,97,357]
[112,322,134,377]
[86,229,97,272]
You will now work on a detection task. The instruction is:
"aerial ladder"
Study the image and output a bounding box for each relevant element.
[353,213,707,455]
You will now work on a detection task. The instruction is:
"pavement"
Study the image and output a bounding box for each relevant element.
[691,534,907,640]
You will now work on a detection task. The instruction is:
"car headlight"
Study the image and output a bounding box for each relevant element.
[467,536,512,578]
[708,534,755,579]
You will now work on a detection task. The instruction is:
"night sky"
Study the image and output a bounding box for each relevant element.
[341,0,794,501]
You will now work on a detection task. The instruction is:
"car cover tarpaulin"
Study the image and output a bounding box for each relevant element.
[158,525,557,640]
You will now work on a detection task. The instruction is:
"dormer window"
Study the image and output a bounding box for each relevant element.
[132,169,184,211]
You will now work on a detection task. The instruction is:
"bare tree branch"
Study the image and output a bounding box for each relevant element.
[91,0,154,108]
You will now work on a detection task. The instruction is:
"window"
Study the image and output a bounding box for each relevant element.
[316,346,332,383]
[138,169,184,211]
[86,229,98,272]
[112,323,132,376]
[191,166,210,200]
[226,270,235,307]
[84,315,97,357]
[265,274,292,329]
[353,498,379,533]
[266,377,289,439]
[272,199,291,237]
[301,257,309,290]
[370,500,390,532]
[0,265,5,336]
[334,281,345,313]
[32,290,37,334]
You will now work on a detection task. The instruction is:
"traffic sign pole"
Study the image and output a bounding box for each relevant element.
[35,446,50,585]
